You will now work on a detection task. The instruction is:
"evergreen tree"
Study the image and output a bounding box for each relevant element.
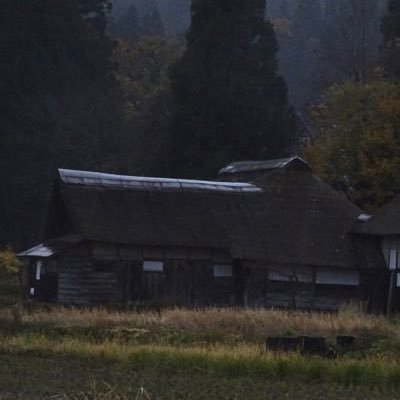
[168,0,295,178]
[381,0,400,79]
[281,0,323,110]
[320,0,380,84]
[80,0,112,31]
[162,0,190,39]
[141,4,165,37]
[278,0,290,18]
[116,3,141,41]
[133,0,165,37]
[293,0,322,40]
[0,0,124,247]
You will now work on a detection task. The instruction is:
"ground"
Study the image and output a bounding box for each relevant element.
[0,303,400,399]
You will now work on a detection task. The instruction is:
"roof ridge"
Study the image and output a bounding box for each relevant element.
[218,156,310,175]
[57,169,263,193]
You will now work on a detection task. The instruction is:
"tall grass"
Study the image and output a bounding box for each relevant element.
[1,306,400,398]
[0,305,400,391]
[4,305,395,340]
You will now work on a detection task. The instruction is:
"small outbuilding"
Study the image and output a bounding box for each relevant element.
[19,157,386,310]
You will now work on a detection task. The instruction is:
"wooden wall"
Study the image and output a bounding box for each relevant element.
[47,242,377,310]
[242,263,365,311]
[58,258,120,305]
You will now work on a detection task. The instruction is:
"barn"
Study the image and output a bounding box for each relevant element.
[18,157,386,310]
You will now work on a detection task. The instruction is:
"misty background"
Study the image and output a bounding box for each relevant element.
[0,0,395,249]
[109,0,388,111]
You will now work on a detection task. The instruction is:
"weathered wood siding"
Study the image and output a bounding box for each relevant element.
[58,258,120,305]
[128,260,216,306]
[51,242,376,310]
[241,263,363,311]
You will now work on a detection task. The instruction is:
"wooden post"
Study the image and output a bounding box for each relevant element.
[387,270,395,315]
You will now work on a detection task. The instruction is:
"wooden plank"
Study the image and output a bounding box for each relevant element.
[57,258,120,305]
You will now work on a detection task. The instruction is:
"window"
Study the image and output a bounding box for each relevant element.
[143,260,164,272]
[213,265,233,278]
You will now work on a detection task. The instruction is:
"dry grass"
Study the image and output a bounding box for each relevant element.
[0,306,400,398]
[5,304,396,340]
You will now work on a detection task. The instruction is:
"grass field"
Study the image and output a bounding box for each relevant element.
[1,304,400,399]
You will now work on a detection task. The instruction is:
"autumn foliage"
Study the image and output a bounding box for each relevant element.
[305,76,400,211]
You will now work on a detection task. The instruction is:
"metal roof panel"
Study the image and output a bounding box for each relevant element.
[58,169,263,193]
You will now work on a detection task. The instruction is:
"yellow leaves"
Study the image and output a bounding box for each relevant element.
[305,77,400,210]
[0,246,22,275]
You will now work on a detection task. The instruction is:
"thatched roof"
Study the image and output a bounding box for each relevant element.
[29,160,383,269]
[355,194,400,236]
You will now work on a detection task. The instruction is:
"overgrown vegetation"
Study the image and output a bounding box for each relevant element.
[0,247,24,305]
[1,306,400,398]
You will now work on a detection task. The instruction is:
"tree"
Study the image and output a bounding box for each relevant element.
[279,0,323,111]
[168,0,295,178]
[114,37,183,175]
[304,77,400,210]
[141,2,164,37]
[0,247,23,276]
[0,0,124,248]
[381,0,400,79]
[114,3,141,41]
[110,1,164,41]
[293,0,322,41]
[319,0,381,84]
[0,246,24,295]
[277,0,290,18]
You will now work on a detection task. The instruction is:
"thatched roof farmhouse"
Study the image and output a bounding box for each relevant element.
[19,157,387,310]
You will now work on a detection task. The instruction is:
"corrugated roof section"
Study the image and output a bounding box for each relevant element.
[58,169,263,193]
[218,157,310,175]
[18,243,55,258]
[18,235,82,258]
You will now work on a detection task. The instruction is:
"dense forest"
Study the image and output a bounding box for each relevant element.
[0,0,399,249]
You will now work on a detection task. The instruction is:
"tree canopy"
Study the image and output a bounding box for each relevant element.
[304,77,400,211]
[381,0,400,79]
[0,0,124,248]
[168,0,295,178]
